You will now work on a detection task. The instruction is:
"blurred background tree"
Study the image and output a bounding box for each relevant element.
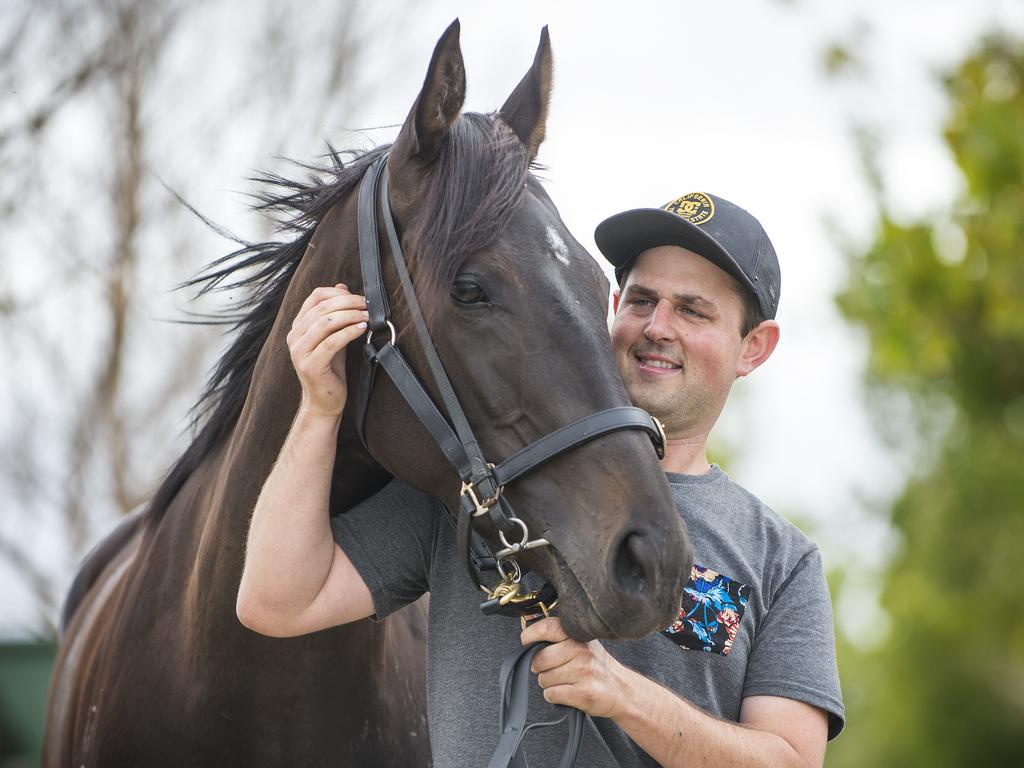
[828,33,1024,766]
[0,0,416,639]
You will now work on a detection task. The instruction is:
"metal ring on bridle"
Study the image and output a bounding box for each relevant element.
[495,558,522,582]
[498,517,530,552]
[495,517,551,559]
[365,320,397,347]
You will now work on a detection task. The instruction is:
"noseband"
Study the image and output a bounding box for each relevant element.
[352,153,665,767]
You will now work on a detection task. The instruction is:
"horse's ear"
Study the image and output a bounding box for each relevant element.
[498,26,552,162]
[392,19,466,165]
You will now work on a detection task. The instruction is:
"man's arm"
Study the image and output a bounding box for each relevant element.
[521,618,827,768]
[235,285,375,637]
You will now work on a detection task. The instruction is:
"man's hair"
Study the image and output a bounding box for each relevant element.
[617,263,765,338]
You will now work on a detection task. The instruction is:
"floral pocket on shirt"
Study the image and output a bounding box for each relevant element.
[660,565,750,657]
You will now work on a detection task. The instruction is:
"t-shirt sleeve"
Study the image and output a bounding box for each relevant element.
[329,478,440,620]
[743,547,845,740]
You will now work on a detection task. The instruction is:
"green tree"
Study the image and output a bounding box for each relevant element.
[829,35,1024,766]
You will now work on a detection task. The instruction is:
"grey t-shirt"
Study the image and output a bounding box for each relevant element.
[331,467,844,767]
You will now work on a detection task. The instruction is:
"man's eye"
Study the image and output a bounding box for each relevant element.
[451,279,487,305]
[630,298,653,308]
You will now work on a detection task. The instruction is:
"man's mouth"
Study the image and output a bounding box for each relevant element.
[635,354,682,372]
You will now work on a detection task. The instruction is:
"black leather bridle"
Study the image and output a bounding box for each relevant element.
[352,153,666,767]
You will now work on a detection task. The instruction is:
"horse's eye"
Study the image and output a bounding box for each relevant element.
[451,278,487,305]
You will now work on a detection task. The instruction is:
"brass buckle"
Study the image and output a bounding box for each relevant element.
[479,558,558,623]
[460,473,502,518]
[480,559,523,606]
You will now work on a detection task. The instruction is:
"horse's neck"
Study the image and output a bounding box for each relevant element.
[186,215,381,615]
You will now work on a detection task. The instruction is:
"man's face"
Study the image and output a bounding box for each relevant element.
[610,246,750,436]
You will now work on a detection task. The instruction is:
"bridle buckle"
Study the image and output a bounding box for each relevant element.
[651,416,667,459]
[460,476,503,518]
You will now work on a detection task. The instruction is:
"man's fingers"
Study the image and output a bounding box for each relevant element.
[294,284,348,325]
[530,640,579,674]
[291,308,370,360]
[291,292,367,340]
[541,684,582,709]
[535,658,583,689]
[303,322,368,374]
[520,616,570,646]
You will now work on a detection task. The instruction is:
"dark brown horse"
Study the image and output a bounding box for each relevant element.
[45,21,691,766]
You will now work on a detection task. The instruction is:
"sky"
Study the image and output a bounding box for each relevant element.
[3,0,1023,639]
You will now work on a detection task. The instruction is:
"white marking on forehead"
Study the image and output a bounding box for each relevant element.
[546,225,571,267]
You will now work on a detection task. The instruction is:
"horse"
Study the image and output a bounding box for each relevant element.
[44,21,691,766]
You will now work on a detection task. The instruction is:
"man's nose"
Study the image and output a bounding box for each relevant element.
[643,299,675,342]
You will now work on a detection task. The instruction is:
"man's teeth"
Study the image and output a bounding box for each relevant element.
[640,357,679,369]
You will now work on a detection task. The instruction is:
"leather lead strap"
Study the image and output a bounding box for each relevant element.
[487,642,585,768]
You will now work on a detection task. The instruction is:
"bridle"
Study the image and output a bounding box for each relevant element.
[351,153,666,766]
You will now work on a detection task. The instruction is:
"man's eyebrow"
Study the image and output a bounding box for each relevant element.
[623,283,718,309]
[673,293,717,309]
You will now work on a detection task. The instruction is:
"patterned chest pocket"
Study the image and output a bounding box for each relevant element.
[660,565,750,657]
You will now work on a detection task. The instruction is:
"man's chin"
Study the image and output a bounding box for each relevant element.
[623,387,676,429]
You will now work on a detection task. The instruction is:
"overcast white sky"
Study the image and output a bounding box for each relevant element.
[3,0,1022,639]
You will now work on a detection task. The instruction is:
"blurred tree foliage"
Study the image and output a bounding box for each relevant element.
[829,35,1024,766]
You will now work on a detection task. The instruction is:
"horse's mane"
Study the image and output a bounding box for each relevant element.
[147,112,530,520]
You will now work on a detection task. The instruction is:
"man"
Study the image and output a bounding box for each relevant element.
[237,191,844,767]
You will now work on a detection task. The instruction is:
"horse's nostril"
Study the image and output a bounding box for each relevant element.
[613,532,651,596]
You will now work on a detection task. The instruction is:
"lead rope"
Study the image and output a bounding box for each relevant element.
[488,642,585,768]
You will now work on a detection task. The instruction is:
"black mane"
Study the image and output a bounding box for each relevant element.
[148,112,530,519]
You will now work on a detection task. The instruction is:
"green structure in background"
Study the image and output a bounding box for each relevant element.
[0,642,55,766]
[829,35,1024,767]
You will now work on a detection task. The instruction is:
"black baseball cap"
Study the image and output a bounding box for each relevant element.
[595,192,781,320]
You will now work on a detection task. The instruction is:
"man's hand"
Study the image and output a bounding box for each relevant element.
[520,616,630,719]
[522,618,827,768]
[286,284,369,418]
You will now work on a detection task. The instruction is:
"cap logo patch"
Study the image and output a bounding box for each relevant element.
[664,192,715,225]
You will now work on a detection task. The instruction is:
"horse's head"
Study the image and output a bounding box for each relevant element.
[339,22,691,641]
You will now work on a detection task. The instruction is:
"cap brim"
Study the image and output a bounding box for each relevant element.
[595,208,756,294]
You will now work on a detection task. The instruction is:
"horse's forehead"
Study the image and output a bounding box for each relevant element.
[502,182,573,255]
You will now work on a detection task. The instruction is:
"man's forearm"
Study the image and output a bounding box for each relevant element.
[613,669,808,768]
[237,408,341,626]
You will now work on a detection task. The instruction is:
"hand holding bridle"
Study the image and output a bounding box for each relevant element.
[286,284,369,419]
[521,617,630,720]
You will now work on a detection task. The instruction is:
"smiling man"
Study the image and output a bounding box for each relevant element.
[519,192,844,767]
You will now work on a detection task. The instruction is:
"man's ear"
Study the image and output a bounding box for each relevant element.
[736,320,780,378]
[612,290,621,314]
